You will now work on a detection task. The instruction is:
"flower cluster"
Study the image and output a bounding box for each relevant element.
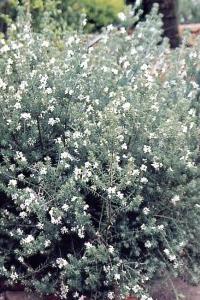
[0,7,200,300]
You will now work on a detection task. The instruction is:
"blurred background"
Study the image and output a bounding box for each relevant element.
[0,0,200,47]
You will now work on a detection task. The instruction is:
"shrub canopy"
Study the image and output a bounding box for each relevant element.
[0,7,200,300]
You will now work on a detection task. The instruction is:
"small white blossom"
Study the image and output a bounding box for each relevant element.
[44,240,51,248]
[118,12,126,21]
[107,291,115,300]
[140,164,147,172]
[114,273,120,281]
[108,245,114,254]
[61,226,68,234]
[151,161,162,170]
[143,207,150,215]
[107,186,116,197]
[171,195,180,205]
[22,235,35,244]
[85,242,94,249]
[56,258,68,269]
[140,177,148,184]
[8,179,17,187]
[42,40,50,47]
[17,174,25,181]
[145,240,152,248]
[62,204,69,211]
[36,222,44,229]
[20,113,31,120]
[143,145,151,153]
[40,167,47,175]
[122,102,131,111]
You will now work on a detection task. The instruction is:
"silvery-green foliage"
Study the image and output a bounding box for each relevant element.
[179,0,200,24]
[0,6,200,300]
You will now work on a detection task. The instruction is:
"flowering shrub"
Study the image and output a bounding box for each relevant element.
[0,7,200,300]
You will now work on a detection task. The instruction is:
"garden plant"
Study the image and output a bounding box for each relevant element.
[0,4,200,300]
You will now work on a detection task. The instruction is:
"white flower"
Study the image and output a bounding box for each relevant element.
[132,169,140,176]
[10,271,18,281]
[157,224,164,230]
[85,242,93,249]
[123,61,130,69]
[107,186,116,197]
[8,179,17,187]
[140,164,147,172]
[171,195,180,205]
[106,24,114,32]
[45,87,52,94]
[164,248,170,256]
[85,161,91,168]
[36,222,44,229]
[14,102,21,109]
[42,40,49,47]
[114,273,120,280]
[61,226,68,234]
[111,68,118,75]
[66,36,75,46]
[73,292,79,298]
[56,258,68,269]
[140,177,148,184]
[16,228,23,235]
[40,167,47,175]
[164,249,176,261]
[61,152,70,159]
[145,240,152,248]
[118,12,126,21]
[122,102,131,111]
[78,296,86,300]
[143,207,150,215]
[19,212,27,218]
[49,207,62,224]
[20,113,31,120]
[141,224,147,230]
[18,256,24,263]
[143,145,151,153]
[181,125,187,133]
[44,240,51,248]
[151,161,162,170]
[121,143,127,150]
[60,282,69,298]
[62,204,69,211]
[17,174,25,181]
[117,191,124,199]
[48,117,60,126]
[108,245,114,254]
[107,292,115,300]
[22,235,35,244]
[78,227,85,238]
[169,254,176,261]
[83,204,89,210]
[19,81,28,90]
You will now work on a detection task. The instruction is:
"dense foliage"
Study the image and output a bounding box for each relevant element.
[0,6,200,300]
[179,0,200,24]
[0,0,125,35]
